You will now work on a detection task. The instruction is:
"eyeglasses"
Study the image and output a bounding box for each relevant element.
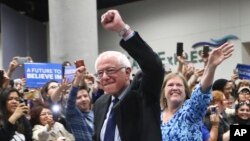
[40,112,53,116]
[239,90,250,94]
[95,67,126,80]
[238,101,250,106]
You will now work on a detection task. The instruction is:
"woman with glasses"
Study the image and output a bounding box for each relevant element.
[30,104,75,141]
[41,80,71,104]
[0,88,32,141]
[41,80,71,129]
[235,87,250,104]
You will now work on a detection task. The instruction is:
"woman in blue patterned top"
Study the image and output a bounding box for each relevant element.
[160,42,234,141]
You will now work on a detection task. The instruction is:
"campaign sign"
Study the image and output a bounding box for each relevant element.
[236,64,250,80]
[24,63,62,88]
[230,125,250,141]
[64,65,76,83]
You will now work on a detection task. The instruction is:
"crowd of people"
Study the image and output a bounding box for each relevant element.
[0,9,249,141]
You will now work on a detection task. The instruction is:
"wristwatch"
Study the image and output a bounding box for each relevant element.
[119,24,130,37]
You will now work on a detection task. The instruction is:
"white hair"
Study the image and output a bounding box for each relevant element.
[95,51,131,71]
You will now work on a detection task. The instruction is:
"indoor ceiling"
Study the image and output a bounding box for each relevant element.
[1,0,141,22]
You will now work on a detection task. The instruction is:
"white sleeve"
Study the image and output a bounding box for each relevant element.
[32,125,50,141]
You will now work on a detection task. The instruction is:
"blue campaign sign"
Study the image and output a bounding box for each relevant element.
[236,63,250,80]
[24,63,63,88]
[64,65,76,83]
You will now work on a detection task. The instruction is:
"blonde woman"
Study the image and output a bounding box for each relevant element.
[160,42,234,141]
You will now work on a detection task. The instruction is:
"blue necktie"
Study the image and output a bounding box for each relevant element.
[104,98,119,141]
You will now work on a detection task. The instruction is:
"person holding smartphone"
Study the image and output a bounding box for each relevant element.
[0,88,32,141]
[30,105,75,141]
[66,66,94,141]
[204,90,231,141]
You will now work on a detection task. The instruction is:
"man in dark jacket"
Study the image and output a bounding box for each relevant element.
[93,10,164,141]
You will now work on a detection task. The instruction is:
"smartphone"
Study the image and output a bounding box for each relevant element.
[16,57,30,65]
[0,70,4,77]
[233,68,239,75]
[63,65,77,83]
[0,70,4,85]
[19,97,28,106]
[74,59,85,68]
[210,106,217,114]
[19,98,29,114]
[176,42,183,56]
[203,46,209,57]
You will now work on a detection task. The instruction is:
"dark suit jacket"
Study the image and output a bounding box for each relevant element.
[93,32,164,141]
